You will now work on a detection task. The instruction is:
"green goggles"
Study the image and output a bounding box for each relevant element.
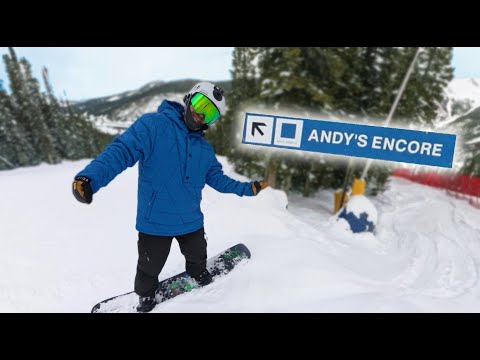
[190,93,220,124]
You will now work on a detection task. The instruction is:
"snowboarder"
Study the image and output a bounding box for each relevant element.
[72,82,268,312]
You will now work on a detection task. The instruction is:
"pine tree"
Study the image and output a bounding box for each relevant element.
[391,47,454,125]
[0,89,35,169]
[40,66,84,159]
[0,48,114,171]
[3,48,60,164]
[19,57,61,164]
[452,106,480,177]
[330,47,453,124]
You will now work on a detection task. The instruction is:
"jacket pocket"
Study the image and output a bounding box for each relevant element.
[145,191,157,220]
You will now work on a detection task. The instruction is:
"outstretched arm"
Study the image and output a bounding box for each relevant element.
[76,114,156,194]
[206,155,264,197]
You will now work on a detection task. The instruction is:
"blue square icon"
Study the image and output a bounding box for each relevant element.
[281,123,296,139]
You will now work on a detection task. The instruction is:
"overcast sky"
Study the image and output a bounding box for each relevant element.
[0,47,478,101]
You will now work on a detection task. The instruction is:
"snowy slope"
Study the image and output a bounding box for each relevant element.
[1,158,479,312]
[446,78,480,108]
[87,93,185,135]
[437,78,480,126]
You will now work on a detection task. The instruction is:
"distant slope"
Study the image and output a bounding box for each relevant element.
[436,79,480,175]
[73,79,231,134]
[445,78,480,110]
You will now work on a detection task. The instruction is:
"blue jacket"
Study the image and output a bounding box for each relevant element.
[77,100,254,236]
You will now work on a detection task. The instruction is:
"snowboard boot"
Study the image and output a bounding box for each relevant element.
[136,296,157,313]
[192,269,213,287]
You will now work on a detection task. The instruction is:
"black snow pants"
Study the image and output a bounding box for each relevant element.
[134,226,207,298]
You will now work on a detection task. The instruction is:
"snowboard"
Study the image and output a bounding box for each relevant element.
[91,243,251,313]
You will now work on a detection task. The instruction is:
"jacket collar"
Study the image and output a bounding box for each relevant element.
[158,100,205,136]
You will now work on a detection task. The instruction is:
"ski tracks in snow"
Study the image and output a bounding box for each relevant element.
[288,177,480,309]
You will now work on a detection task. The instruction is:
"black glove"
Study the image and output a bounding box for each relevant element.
[252,181,268,196]
[73,176,93,204]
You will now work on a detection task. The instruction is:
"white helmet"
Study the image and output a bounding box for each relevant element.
[183,82,226,116]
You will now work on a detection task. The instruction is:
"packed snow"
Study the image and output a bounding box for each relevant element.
[340,194,378,225]
[0,157,479,313]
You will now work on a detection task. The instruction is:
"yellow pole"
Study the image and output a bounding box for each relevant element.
[351,178,366,196]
